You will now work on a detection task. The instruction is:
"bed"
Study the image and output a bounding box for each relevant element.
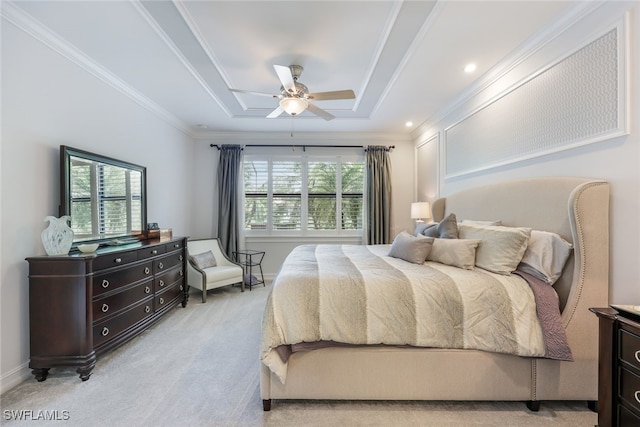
[260,177,609,411]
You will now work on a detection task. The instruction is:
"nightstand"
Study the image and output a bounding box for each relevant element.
[591,306,640,426]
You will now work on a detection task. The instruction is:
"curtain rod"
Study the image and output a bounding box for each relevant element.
[210,144,394,152]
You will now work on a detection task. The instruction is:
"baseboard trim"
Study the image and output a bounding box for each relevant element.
[1,361,31,395]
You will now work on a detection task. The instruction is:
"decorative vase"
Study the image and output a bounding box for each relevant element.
[41,216,74,256]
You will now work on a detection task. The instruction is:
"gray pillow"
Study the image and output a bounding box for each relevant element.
[422,213,458,239]
[388,231,434,264]
[189,250,217,269]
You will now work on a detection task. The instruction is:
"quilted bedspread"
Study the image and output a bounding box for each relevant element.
[261,244,547,383]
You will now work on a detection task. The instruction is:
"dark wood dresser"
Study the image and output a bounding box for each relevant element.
[591,306,640,426]
[26,237,188,381]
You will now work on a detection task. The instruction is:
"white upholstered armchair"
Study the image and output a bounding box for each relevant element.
[187,238,244,303]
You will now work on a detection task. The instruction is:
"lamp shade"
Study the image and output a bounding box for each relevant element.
[411,202,431,221]
[279,98,308,116]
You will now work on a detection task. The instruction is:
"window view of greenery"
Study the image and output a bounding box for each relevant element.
[70,156,142,240]
[244,157,364,233]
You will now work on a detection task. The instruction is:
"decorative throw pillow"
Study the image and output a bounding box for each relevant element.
[518,230,573,285]
[189,250,217,269]
[388,231,434,264]
[421,213,458,239]
[458,223,531,275]
[427,238,480,270]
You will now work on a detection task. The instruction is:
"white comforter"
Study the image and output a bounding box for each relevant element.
[261,244,546,383]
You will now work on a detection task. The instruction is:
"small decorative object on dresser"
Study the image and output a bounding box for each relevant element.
[591,306,640,427]
[40,215,74,255]
[26,237,188,382]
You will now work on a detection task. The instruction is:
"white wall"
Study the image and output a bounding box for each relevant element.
[413,2,640,305]
[1,19,196,393]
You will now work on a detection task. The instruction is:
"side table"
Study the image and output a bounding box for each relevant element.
[233,250,265,291]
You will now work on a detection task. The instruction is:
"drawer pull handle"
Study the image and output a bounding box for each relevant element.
[180,285,184,291]
[159,280,165,287]
[101,304,109,313]
[152,249,158,255]
[145,306,151,313]
[635,350,640,363]
[159,297,165,305]
[101,327,109,337]
[144,286,151,294]
[114,258,122,264]
[179,269,184,277]
[144,267,150,275]
[174,244,179,248]
[179,255,184,261]
[158,262,164,270]
[102,279,109,289]
[635,391,640,404]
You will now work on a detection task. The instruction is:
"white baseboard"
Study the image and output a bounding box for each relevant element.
[1,361,31,395]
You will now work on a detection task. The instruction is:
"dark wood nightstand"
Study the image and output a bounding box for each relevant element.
[591,306,640,426]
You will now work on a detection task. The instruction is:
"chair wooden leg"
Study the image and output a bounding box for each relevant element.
[202,289,206,303]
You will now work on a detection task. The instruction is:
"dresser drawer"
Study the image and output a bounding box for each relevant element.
[618,404,640,426]
[138,245,166,260]
[93,298,154,348]
[93,250,138,271]
[155,266,184,292]
[619,366,640,413]
[620,328,640,371]
[154,252,184,274]
[155,281,183,312]
[93,261,153,297]
[165,240,184,252]
[92,279,153,322]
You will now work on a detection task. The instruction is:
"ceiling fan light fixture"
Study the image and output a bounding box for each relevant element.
[279,97,308,116]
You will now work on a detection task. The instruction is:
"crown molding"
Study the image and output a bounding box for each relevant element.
[2,1,194,137]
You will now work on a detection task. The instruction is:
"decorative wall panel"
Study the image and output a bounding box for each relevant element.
[445,27,625,178]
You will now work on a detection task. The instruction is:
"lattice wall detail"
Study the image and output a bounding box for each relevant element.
[445,28,620,178]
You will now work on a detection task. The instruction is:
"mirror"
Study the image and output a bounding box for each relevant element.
[60,146,147,245]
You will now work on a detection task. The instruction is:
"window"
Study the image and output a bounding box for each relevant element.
[243,155,364,235]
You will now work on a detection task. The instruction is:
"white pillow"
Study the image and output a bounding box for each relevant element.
[518,230,573,285]
[388,231,434,264]
[458,223,531,275]
[427,238,481,270]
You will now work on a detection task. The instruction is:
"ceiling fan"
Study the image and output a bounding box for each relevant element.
[229,64,356,121]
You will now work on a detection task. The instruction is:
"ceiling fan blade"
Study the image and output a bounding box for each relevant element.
[306,103,334,121]
[229,88,281,98]
[274,65,296,95]
[305,90,356,101]
[266,106,285,118]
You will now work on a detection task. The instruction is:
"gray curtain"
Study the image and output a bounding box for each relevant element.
[217,145,243,257]
[365,146,392,244]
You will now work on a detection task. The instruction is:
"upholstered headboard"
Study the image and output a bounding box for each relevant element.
[431,177,610,317]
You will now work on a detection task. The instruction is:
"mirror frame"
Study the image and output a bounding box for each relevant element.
[59,145,148,247]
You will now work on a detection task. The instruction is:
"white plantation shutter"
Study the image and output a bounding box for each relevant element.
[243,155,363,234]
[272,161,301,230]
[341,162,364,230]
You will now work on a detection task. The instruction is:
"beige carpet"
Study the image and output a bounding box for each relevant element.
[1,284,597,426]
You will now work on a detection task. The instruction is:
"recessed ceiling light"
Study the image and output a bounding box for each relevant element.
[464,63,477,73]
[405,121,413,127]
[196,124,208,129]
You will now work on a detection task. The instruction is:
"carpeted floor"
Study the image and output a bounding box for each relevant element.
[1,284,597,426]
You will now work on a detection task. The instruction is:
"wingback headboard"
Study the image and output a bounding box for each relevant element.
[431,177,610,316]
